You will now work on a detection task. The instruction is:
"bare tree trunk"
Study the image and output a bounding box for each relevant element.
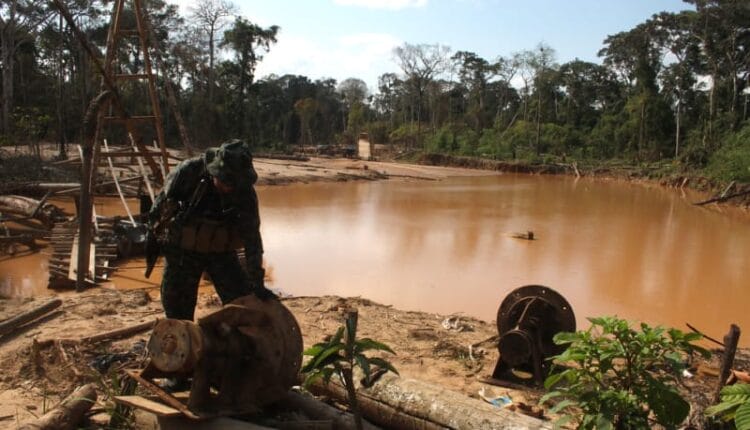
[208,24,215,103]
[1,2,17,135]
[675,100,681,158]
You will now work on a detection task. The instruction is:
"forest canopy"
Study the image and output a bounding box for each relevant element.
[1,0,748,180]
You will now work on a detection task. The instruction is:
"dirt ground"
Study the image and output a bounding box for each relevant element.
[0,151,744,429]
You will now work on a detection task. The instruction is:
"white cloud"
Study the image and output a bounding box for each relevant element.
[333,0,427,10]
[256,31,402,91]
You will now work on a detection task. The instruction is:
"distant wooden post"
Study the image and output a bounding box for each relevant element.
[714,324,741,403]
[357,132,371,160]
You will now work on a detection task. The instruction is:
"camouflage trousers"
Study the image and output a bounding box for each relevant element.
[160,244,253,320]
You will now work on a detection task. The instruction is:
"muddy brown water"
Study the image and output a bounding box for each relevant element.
[2,174,748,345]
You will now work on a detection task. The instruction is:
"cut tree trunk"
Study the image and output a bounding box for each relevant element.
[17,383,97,430]
[310,375,552,429]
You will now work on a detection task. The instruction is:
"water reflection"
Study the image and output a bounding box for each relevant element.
[0,252,50,299]
[259,175,750,345]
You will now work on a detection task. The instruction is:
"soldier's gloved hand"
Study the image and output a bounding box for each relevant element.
[253,285,278,301]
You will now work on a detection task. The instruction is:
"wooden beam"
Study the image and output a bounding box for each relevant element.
[0,299,62,337]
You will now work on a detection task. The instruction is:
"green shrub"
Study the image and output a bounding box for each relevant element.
[302,310,398,430]
[425,125,456,153]
[542,316,709,429]
[706,383,750,429]
[706,125,750,182]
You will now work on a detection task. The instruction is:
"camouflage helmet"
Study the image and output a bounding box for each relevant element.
[204,139,257,188]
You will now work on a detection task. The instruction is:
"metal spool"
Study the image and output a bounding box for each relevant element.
[491,285,576,387]
[144,294,303,414]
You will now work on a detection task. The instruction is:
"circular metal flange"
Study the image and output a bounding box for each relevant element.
[497,285,576,358]
[148,319,203,373]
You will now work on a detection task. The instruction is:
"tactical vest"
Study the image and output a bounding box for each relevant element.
[176,217,245,253]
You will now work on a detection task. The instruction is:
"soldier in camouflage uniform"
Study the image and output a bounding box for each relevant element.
[148,139,275,320]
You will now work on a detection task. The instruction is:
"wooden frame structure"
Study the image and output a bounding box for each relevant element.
[52,0,171,290]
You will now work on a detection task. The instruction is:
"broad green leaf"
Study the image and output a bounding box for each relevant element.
[345,313,358,346]
[539,390,564,405]
[705,399,745,417]
[368,357,399,376]
[594,414,614,430]
[302,370,324,387]
[354,353,371,381]
[312,344,345,369]
[544,370,568,389]
[355,338,396,354]
[549,399,575,414]
[734,400,750,430]
[321,367,336,385]
[330,327,345,348]
[647,384,689,427]
[302,344,326,357]
[722,384,750,397]
[551,414,573,430]
[552,332,578,344]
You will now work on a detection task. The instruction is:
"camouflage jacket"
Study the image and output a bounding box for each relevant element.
[148,154,265,286]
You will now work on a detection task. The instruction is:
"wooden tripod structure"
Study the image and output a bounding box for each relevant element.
[52,0,171,290]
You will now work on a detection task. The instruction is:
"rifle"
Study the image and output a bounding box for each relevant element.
[144,177,209,278]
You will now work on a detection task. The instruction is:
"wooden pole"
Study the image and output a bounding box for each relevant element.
[714,324,741,403]
[82,319,157,344]
[0,299,62,337]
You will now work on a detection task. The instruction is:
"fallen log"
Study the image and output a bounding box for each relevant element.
[310,375,552,429]
[17,383,97,430]
[0,195,63,228]
[281,391,381,430]
[0,299,62,337]
[694,189,750,206]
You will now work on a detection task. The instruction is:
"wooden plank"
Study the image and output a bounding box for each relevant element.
[67,233,95,282]
[124,369,202,420]
[114,395,181,417]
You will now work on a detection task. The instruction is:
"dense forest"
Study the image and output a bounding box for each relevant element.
[1,0,749,181]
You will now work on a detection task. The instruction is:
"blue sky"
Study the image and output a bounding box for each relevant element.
[171,0,691,92]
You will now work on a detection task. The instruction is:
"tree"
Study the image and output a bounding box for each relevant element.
[393,42,450,147]
[294,97,317,147]
[527,43,557,155]
[337,77,368,136]
[648,11,701,157]
[220,17,278,136]
[189,0,235,103]
[600,24,673,158]
[0,0,51,134]
[684,0,750,138]
[452,51,496,131]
